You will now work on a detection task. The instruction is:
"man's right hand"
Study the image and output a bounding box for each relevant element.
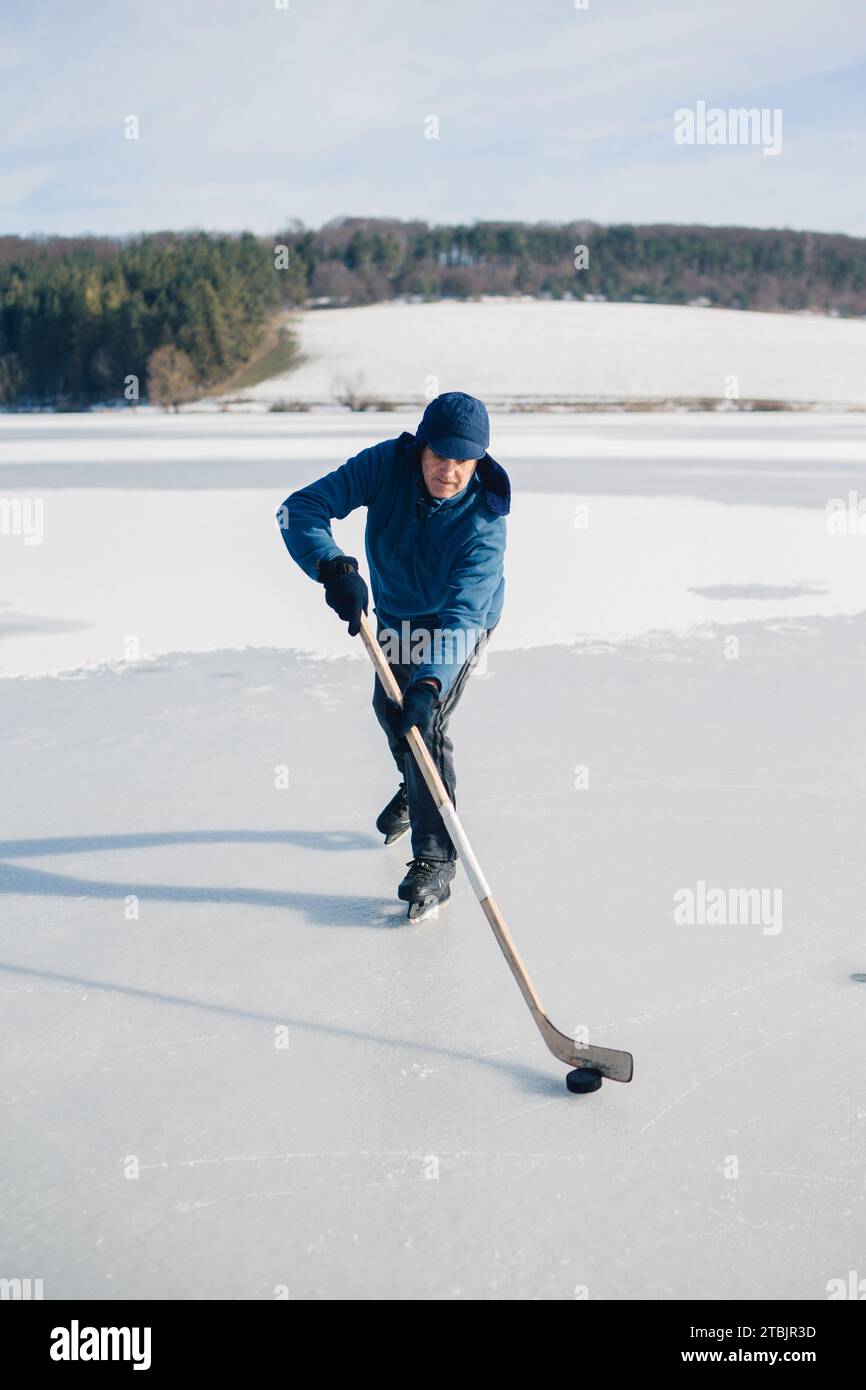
[317,555,369,637]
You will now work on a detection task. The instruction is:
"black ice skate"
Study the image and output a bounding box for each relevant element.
[398,857,455,921]
[376,782,409,844]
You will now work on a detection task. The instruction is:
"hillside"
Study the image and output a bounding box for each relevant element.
[245,299,866,408]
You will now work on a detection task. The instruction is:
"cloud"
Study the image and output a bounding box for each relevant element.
[0,0,863,234]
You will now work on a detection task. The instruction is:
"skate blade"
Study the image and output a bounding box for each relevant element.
[406,884,451,922]
[407,898,441,922]
[383,825,410,845]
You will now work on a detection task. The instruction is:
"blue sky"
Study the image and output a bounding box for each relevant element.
[1,0,864,237]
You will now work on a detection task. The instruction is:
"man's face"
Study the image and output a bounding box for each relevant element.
[421,446,479,499]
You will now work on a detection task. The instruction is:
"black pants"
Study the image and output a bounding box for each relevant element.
[372,625,493,861]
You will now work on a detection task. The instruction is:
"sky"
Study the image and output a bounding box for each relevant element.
[1,0,865,238]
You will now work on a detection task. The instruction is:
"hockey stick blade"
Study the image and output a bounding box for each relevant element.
[534,1011,634,1083]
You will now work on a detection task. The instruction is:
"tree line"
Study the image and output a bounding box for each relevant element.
[1,220,864,407]
[0,231,290,408]
[290,218,866,314]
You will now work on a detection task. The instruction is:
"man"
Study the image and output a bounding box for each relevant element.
[277,391,509,917]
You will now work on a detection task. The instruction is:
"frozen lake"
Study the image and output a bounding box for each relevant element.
[1,410,865,677]
[1,410,865,1299]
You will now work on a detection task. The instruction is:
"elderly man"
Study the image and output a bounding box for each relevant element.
[277,391,509,918]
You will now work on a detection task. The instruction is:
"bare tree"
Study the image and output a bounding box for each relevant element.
[333,370,373,411]
[146,345,199,411]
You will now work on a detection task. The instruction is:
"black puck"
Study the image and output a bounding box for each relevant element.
[566,1068,603,1094]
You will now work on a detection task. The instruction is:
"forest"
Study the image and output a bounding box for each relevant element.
[1,220,864,407]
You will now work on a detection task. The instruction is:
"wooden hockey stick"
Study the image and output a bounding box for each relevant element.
[358,613,633,1084]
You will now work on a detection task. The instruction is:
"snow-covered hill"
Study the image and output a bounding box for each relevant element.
[244,299,866,407]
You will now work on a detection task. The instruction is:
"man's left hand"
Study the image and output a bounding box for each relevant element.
[385,680,439,738]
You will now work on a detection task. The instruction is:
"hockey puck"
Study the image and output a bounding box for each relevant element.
[566,1068,603,1094]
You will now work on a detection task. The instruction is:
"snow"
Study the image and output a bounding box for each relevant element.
[245,300,866,406]
[1,409,865,1299]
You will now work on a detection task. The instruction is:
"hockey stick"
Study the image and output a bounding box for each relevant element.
[358,612,634,1085]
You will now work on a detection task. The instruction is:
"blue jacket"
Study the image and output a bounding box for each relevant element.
[278,431,510,692]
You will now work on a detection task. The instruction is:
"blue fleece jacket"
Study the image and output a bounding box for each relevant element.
[277,431,509,693]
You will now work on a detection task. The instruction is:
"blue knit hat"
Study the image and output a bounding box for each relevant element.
[416,391,489,462]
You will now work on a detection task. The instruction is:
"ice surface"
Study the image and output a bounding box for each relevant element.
[1,411,865,1299]
[2,412,866,678]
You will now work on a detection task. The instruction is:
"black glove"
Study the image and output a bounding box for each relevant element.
[317,555,368,637]
[385,680,439,739]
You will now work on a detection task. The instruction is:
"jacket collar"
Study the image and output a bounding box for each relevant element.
[475,453,511,517]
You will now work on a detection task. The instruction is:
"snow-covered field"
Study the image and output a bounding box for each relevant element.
[2,410,865,1299]
[247,300,866,406]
